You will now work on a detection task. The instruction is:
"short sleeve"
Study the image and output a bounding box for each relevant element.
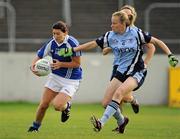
[95,32,110,49]
[137,30,152,44]
[37,39,52,58]
[68,37,82,57]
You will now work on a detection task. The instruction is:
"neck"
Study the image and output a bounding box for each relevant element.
[56,36,66,44]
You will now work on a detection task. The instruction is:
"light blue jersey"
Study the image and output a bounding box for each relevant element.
[37,35,82,80]
[96,26,151,75]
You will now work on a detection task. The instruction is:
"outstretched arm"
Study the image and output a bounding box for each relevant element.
[58,41,98,57]
[74,41,98,52]
[150,37,178,67]
[150,37,171,55]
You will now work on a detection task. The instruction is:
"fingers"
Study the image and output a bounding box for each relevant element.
[51,59,61,70]
[30,65,41,76]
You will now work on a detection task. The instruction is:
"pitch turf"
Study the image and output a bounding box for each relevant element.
[0,102,180,139]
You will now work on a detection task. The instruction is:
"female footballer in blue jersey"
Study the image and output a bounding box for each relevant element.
[59,10,178,133]
[28,21,82,132]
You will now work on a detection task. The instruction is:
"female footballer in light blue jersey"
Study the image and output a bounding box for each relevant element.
[28,21,82,132]
[102,5,156,116]
[59,10,178,133]
[90,11,178,133]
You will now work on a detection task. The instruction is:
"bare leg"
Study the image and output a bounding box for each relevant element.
[53,92,71,122]
[35,87,57,123]
[102,78,122,107]
[28,87,57,132]
[53,93,71,111]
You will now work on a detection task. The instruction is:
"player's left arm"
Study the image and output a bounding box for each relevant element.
[51,56,81,70]
[150,37,172,55]
[143,43,155,68]
[150,37,179,67]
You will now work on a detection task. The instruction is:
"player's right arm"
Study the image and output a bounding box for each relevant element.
[102,47,112,55]
[74,33,108,52]
[59,33,110,57]
[30,39,52,74]
[73,41,98,52]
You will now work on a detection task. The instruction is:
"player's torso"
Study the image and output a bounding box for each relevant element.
[108,28,143,74]
[48,38,82,80]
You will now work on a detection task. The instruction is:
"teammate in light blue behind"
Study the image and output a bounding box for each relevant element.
[28,21,82,132]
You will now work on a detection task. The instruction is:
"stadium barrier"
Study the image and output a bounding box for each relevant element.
[0,53,179,105]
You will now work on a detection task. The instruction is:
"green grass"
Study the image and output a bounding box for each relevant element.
[0,102,180,139]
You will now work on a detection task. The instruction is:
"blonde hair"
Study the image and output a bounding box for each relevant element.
[112,11,130,26]
[120,5,137,26]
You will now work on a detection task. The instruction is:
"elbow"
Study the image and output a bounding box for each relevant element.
[147,43,156,54]
[151,44,156,53]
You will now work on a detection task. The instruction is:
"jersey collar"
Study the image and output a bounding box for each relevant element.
[54,35,69,47]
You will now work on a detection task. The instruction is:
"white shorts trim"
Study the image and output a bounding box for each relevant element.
[45,73,80,97]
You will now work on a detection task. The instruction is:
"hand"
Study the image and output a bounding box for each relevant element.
[30,65,41,76]
[51,59,62,70]
[58,48,73,57]
[102,47,112,55]
[168,54,179,67]
[144,63,148,69]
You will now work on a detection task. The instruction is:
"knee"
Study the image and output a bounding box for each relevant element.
[114,87,126,99]
[53,102,65,111]
[122,95,133,102]
[101,100,108,108]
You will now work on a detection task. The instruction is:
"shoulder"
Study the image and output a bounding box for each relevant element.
[129,26,142,36]
[107,31,116,38]
[41,38,54,48]
[45,38,54,45]
[67,35,79,47]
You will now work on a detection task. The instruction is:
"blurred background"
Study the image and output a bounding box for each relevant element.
[0,0,180,106]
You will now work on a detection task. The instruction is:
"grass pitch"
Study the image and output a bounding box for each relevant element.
[0,102,180,139]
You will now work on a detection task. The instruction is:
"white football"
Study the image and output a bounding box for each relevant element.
[34,59,51,76]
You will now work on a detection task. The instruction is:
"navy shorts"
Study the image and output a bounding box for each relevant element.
[114,69,147,91]
[110,65,118,81]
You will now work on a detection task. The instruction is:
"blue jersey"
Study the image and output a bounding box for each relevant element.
[96,26,151,75]
[37,35,82,80]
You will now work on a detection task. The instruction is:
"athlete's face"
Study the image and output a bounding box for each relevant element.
[52,29,66,43]
[111,15,126,33]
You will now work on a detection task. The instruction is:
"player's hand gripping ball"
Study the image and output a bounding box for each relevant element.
[34,59,51,76]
